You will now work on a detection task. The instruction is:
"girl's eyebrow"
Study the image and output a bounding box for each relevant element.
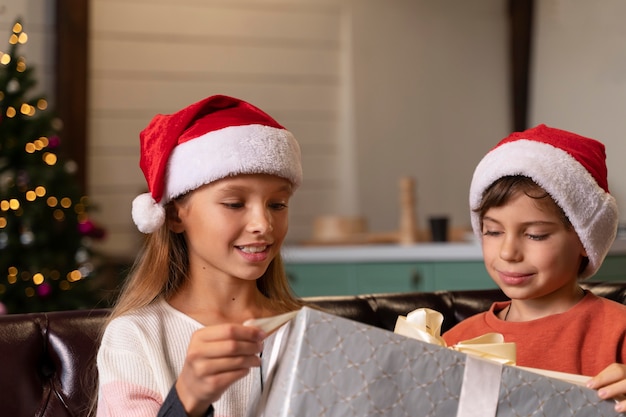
[216,184,293,194]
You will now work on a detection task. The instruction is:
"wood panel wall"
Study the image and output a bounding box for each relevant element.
[88,0,345,257]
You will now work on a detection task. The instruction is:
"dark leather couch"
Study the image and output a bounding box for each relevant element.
[2,281,626,417]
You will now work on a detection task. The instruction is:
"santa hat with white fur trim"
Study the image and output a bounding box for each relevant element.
[132,95,302,234]
[469,124,618,279]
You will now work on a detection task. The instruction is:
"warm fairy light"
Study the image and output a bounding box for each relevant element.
[24,287,35,297]
[74,203,85,214]
[53,209,64,220]
[6,107,16,117]
[39,136,49,147]
[25,190,36,201]
[0,218,6,228]
[67,270,82,282]
[77,212,88,222]
[9,34,18,44]
[0,91,4,100]
[9,199,20,210]
[0,201,9,211]
[18,32,28,44]
[35,186,46,197]
[60,197,72,208]
[50,270,60,280]
[47,196,58,207]
[43,152,57,165]
[20,103,32,114]
[33,139,44,150]
[25,142,36,153]
[13,23,22,33]
[59,280,70,290]
[37,99,47,110]
[33,273,44,285]
[7,267,17,284]
[16,57,26,72]
[0,54,9,65]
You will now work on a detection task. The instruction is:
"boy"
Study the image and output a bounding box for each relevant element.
[442,124,626,412]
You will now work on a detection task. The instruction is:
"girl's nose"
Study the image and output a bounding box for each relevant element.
[247,207,273,233]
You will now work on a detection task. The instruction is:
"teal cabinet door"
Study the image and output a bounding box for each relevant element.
[592,255,626,282]
[432,261,497,290]
[355,263,433,293]
[285,264,356,297]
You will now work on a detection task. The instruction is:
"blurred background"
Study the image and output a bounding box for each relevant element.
[2,0,626,312]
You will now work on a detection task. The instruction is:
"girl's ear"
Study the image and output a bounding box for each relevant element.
[166,202,185,233]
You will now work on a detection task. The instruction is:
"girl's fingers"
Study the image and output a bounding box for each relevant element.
[194,323,266,344]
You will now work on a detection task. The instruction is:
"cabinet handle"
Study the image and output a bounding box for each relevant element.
[411,269,421,286]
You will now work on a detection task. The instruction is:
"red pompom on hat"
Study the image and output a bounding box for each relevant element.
[469,124,618,279]
[132,95,302,233]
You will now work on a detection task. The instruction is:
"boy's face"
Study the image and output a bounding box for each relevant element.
[480,191,587,302]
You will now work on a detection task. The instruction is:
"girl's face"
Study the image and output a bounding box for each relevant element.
[480,191,587,302]
[169,174,293,283]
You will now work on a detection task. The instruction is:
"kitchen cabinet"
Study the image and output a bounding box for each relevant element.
[283,242,626,297]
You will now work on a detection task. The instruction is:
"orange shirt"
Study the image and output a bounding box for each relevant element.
[442,291,626,376]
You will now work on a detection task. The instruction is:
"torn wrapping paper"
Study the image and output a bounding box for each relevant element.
[247,307,619,417]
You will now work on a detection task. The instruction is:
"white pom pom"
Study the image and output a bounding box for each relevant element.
[132,193,166,234]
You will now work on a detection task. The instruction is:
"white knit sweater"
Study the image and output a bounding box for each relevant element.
[96,298,254,417]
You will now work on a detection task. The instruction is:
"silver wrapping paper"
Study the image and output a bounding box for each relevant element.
[247,307,620,417]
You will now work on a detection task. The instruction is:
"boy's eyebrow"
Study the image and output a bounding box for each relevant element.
[482,216,558,227]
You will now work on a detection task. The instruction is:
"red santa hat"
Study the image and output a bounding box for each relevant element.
[469,124,618,279]
[131,95,302,233]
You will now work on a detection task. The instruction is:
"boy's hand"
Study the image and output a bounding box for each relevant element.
[587,363,626,412]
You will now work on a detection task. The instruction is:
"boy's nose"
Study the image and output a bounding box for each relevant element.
[499,236,522,262]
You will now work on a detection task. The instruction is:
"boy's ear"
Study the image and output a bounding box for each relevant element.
[166,202,185,233]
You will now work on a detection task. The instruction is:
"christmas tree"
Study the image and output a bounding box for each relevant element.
[0,21,105,314]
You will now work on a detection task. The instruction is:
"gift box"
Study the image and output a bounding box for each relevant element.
[247,307,619,417]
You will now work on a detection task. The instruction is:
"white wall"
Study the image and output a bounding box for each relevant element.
[351,0,509,234]
[530,0,626,215]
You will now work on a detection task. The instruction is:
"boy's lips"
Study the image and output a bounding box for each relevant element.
[498,270,533,285]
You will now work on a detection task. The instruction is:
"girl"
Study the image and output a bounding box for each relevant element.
[442,124,626,412]
[96,95,305,417]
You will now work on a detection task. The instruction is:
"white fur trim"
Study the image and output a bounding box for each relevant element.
[163,124,302,201]
[132,192,166,234]
[470,140,618,279]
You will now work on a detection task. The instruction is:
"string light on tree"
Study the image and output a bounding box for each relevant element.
[0,20,106,313]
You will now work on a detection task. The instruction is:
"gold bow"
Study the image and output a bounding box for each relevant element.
[394,308,516,365]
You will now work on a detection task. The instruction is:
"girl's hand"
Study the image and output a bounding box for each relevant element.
[587,363,626,413]
[175,323,265,417]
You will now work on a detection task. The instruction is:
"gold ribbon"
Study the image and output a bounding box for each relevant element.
[394,308,516,365]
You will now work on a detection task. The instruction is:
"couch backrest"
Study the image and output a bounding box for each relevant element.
[1,281,625,417]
